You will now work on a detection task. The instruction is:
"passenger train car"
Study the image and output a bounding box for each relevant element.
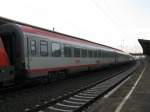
[0,23,134,85]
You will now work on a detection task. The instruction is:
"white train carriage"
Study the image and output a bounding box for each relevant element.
[0,23,134,81]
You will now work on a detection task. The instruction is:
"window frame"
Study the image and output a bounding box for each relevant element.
[74,47,80,57]
[64,44,72,57]
[30,40,36,56]
[81,49,87,57]
[98,50,101,57]
[51,42,62,57]
[88,50,93,58]
[94,50,98,57]
[40,40,48,57]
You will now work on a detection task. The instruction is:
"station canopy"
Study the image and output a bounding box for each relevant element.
[138,39,150,55]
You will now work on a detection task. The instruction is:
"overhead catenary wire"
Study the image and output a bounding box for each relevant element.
[90,0,130,51]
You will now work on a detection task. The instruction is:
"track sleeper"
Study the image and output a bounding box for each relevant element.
[48,106,73,112]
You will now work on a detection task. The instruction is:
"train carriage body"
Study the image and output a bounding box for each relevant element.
[0,23,134,84]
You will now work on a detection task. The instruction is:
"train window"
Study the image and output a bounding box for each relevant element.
[102,51,107,57]
[101,50,105,57]
[92,50,94,57]
[106,51,109,57]
[107,51,112,57]
[88,50,93,57]
[98,50,101,57]
[107,51,111,57]
[105,51,108,57]
[81,49,87,57]
[94,50,97,57]
[74,48,80,57]
[52,43,61,57]
[64,44,72,57]
[109,52,112,57]
[40,40,48,56]
[30,40,36,56]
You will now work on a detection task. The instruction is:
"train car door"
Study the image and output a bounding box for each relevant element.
[26,36,36,70]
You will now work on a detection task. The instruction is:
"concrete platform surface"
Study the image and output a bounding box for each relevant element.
[87,59,150,112]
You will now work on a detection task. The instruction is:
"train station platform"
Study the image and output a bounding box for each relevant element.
[87,58,150,112]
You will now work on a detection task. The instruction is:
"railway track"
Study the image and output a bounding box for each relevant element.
[24,62,138,112]
[0,80,41,95]
[0,63,134,95]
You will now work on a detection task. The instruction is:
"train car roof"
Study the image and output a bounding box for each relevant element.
[0,16,124,52]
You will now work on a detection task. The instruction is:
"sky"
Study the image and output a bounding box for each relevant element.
[0,0,150,53]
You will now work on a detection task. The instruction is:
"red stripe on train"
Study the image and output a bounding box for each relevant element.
[20,25,100,47]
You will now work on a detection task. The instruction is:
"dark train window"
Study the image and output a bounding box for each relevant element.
[103,51,107,57]
[74,48,80,57]
[52,43,61,57]
[40,40,48,56]
[92,50,94,57]
[98,50,101,57]
[102,50,106,57]
[94,50,98,57]
[81,49,87,57]
[108,52,111,57]
[30,40,36,56]
[103,51,111,57]
[101,51,103,57]
[106,51,111,57]
[108,52,113,57]
[64,44,72,57]
[88,50,93,57]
